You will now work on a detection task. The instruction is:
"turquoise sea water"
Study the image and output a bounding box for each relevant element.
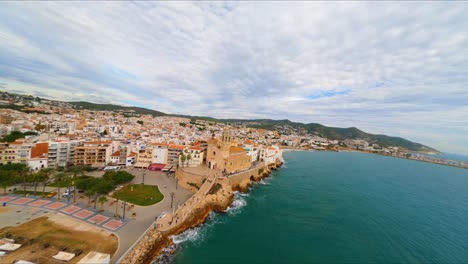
[166,151,468,263]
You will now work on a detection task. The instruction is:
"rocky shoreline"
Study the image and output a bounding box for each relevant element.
[121,160,283,264]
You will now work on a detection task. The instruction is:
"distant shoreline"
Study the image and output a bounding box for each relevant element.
[281,147,468,170]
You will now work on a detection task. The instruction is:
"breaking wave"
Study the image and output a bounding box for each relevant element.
[225,192,247,215]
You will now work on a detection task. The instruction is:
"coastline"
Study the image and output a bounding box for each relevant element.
[120,160,283,264]
[281,146,468,170]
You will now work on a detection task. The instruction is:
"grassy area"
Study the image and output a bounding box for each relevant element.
[112,184,164,206]
[13,190,51,196]
[0,216,117,263]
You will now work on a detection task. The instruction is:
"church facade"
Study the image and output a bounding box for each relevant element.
[206,128,252,174]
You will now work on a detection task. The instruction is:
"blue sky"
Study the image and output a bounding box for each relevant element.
[0,2,467,154]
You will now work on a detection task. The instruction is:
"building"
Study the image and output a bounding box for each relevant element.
[151,143,168,164]
[168,144,185,166]
[28,142,49,170]
[74,141,112,167]
[179,145,204,167]
[206,128,251,174]
[48,140,81,168]
[134,147,152,168]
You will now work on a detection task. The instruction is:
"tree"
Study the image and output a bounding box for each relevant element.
[98,196,108,210]
[180,154,186,167]
[41,168,54,193]
[20,167,31,193]
[0,170,16,194]
[137,120,144,125]
[68,166,85,203]
[92,179,113,209]
[31,172,42,195]
[54,172,65,200]
[102,171,134,185]
[186,153,192,167]
[85,190,95,204]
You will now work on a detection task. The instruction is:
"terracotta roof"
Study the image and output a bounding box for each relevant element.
[169,144,185,150]
[244,139,254,145]
[128,152,137,157]
[111,151,121,157]
[229,146,246,154]
[84,141,112,145]
[189,146,201,150]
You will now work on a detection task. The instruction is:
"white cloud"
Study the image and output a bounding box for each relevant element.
[0,2,467,153]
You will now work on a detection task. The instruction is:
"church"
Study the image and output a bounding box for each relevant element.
[206,128,252,174]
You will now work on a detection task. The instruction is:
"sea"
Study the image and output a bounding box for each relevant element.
[155,151,468,263]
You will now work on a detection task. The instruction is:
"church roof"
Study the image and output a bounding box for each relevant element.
[229,146,245,154]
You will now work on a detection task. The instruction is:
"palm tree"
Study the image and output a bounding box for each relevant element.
[54,172,65,200]
[98,196,108,210]
[186,153,192,167]
[180,154,186,168]
[85,190,95,205]
[31,172,41,196]
[68,166,85,203]
[0,171,16,194]
[41,168,54,193]
[20,167,31,193]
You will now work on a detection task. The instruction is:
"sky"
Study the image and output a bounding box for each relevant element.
[0,2,467,154]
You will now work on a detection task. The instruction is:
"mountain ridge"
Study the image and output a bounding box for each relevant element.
[68,101,438,153]
[0,92,438,153]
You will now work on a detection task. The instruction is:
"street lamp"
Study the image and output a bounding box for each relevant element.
[122,201,127,220]
[170,192,175,209]
[142,172,146,185]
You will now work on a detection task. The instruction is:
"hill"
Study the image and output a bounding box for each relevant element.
[218,119,438,153]
[69,101,168,117]
[1,91,438,153]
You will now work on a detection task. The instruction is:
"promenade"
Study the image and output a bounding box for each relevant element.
[1,168,194,263]
[157,170,220,232]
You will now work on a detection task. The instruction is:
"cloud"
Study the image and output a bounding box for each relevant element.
[0,2,467,154]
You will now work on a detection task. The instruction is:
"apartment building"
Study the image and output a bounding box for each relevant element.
[74,141,112,167]
[179,145,204,167]
[0,142,19,165]
[168,144,185,166]
[48,140,81,168]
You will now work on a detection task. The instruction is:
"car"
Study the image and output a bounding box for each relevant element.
[45,191,57,198]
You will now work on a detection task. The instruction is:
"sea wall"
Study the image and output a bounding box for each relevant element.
[121,160,283,264]
[229,160,283,192]
[175,168,207,192]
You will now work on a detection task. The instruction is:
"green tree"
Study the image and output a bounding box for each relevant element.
[102,171,134,185]
[85,190,95,204]
[41,168,54,193]
[98,196,108,210]
[92,179,113,209]
[31,171,42,195]
[180,154,186,167]
[54,172,65,200]
[68,166,85,203]
[137,120,144,125]
[0,170,16,194]
[186,153,192,167]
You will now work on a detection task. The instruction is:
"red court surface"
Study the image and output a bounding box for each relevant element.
[88,214,109,225]
[28,199,52,207]
[60,205,81,214]
[103,219,124,230]
[73,209,94,219]
[44,202,67,210]
[0,196,16,203]
[10,197,34,205]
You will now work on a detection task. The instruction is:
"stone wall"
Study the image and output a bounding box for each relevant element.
[228,163,268,192]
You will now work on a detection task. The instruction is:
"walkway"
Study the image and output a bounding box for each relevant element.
[1,195,126,231]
